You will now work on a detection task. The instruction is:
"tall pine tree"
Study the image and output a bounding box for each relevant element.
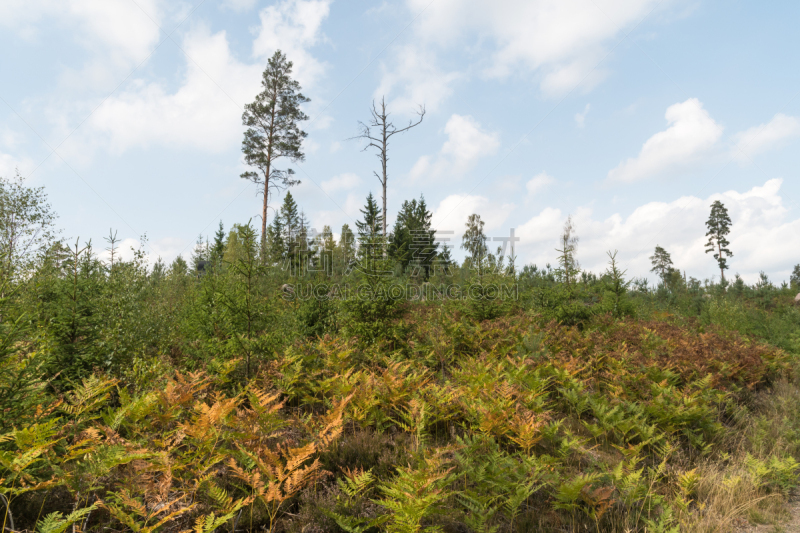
[241,50,309,244]
[704,200,733,282]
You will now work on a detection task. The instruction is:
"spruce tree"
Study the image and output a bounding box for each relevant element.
[45,240,104,382]
[389,195,438,278]
[241,50,309,244]
[555,215,579,287]
[170,255,188,277]
[279,192,300,271]
[212,221,225,260]
[190,235,208,271]
[435,243,455,274]
[704,200,733,282]
[355,193,385,272]
[265,215,285,265]
[345,194,400,343]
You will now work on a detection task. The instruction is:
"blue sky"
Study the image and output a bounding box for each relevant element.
[1,0,798,283]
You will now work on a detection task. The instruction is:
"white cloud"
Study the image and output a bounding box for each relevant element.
[1,0,162,68]
[410,114,500,181]
[430,193,514,247]
[575,103,591,128]
[516,206,565,256]
[69,0,162,64]
[83,27,260,154]
[376,44,462,113]
[252,0,331,91]
[344,192,364,219]
[95,235,189,266]
[70,0,330,155]
[732,113,800,162]
[607,98,723,183]
[95,237,144,265]
[380,0,665,106]
[0,152,35,179]
[441,115,500,165]
[515,178,800,283]
[322,172,361,193]
[149,237,188,263]
[526,172,555,195]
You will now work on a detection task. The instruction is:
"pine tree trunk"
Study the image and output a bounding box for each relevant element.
[262,169,270,245]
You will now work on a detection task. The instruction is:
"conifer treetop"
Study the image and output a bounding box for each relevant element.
[704,200,733,281]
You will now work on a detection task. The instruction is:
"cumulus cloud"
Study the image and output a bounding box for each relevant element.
[83,27,260,154]
[322,172,361,193]
[252,0,331,91]
[732,113,800,162]
[607,98,723,183]
[515,178,800,283]
[380,0,665,107]
[430,193,514,247]
[410,114,500,181]
[0,152,36,179]
[0,0,164,87]
[69,0,330,155]
[150,236,192,264]
[94,237,145,265]
[94,235,193,266]
[1,0,161,56]
[526,172,555,196]
[376,44,462,113]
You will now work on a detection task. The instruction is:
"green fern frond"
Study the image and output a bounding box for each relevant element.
[62,376,117,419]
[337,467,375,498]
[191,510,238,533]
[36,503,98,533]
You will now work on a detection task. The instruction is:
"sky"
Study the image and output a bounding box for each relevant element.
[1,0,798,284]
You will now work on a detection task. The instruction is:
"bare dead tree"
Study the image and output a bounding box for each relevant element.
[351,97,425,237]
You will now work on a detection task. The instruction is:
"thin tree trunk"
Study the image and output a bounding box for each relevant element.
[262,82,278,247]
[262,171,270,244]
[381,100,388,238]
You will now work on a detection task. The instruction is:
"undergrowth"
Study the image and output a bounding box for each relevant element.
[1,306,798,532]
